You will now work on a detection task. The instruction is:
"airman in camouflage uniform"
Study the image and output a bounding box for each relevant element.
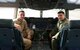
[14,10,34,50]
[49,11,69,50]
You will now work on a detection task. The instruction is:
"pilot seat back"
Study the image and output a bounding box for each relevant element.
[0,19,24,50]
[60,20,80,50]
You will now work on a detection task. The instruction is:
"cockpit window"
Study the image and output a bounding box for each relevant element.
[43,9,65,18]
[0,7,15,19]
[69,9,80,20]
[18,9,65,18]
[18,8,40,18]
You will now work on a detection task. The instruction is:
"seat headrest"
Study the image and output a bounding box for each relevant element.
[0,19,14,28]
[70,20,80,29]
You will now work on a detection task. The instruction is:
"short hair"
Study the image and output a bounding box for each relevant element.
[19,10,25,13]
[58,11,64,14]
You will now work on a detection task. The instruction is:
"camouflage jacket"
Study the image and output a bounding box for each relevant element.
[50,18,69,37]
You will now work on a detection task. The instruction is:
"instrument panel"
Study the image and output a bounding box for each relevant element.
[25,17,58,31]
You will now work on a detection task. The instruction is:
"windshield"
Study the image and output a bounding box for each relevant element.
[18,8,40,18]
[0,7,15,19]
[0,7,80,20]
[43,9,65,18]
[18,8,65,18]
[69,9,80,20]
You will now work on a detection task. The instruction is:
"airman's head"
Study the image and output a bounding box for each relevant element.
[58,11,65,21]
[17,10,25,20]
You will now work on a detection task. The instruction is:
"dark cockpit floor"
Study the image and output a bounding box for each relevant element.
[30,40,51,50]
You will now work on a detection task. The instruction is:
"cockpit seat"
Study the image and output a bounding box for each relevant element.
[60,20,80,50]
[0,19,24,50]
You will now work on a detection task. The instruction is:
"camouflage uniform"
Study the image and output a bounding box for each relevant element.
[50,18,69,50]
[14,19,34,50]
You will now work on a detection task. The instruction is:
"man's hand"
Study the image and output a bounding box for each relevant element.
[52,36,57,39]
[14,24,22,32]
[52,32,60,39]
[27,35,32,40]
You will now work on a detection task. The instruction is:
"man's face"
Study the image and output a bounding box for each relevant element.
[18,12,25,20]
[58,13,65,20]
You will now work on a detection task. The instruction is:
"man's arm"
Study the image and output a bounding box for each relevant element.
[14,24,22,32]
[13,19,22,32]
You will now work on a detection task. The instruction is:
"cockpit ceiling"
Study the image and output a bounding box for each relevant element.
[19,0,64,10]
[0,0,80,10]
[19,0,80,10]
